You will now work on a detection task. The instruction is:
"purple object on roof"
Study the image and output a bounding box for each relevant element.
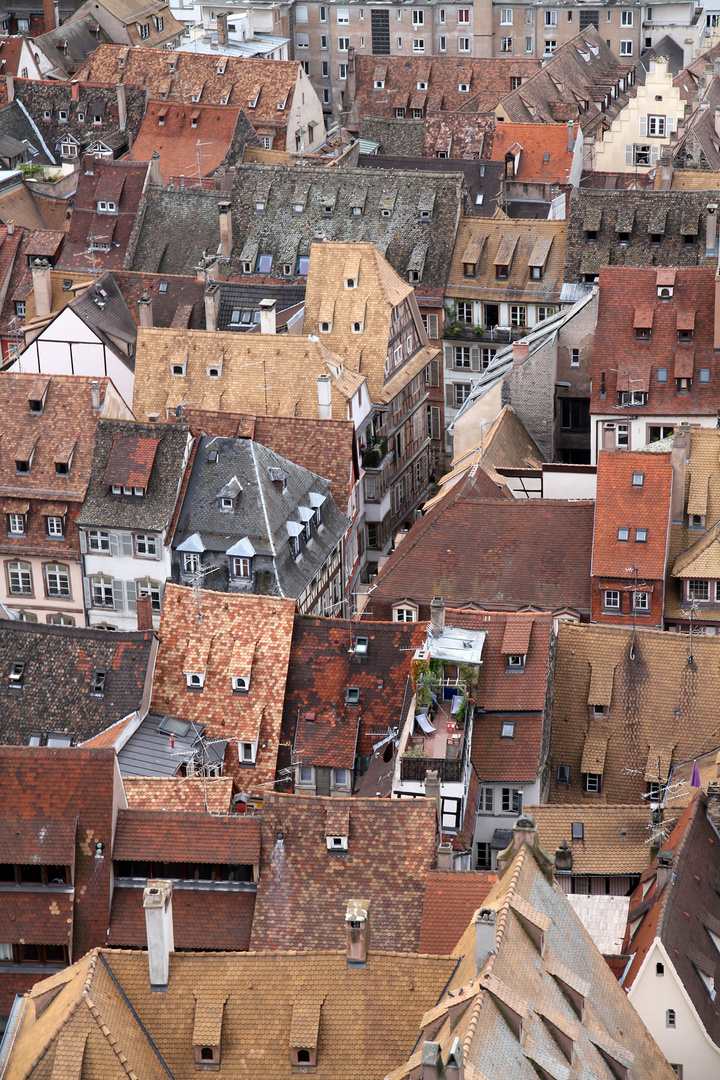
[690,759,701,788]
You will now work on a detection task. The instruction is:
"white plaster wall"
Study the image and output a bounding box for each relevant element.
[591,413,715,462]
[594,59,686,174]
[291,66,326,152]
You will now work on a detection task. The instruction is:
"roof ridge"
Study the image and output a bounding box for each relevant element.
[24,953,98,1077]
[656,792,703,938]
[84,992,139,1080]
[462,845,526,1055]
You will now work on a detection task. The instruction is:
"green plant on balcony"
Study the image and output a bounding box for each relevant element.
[403,744,428,758]
[472,325,484,337]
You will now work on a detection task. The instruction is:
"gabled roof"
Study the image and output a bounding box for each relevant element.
[446,217,567,304]
[0,100,55,166]
[527,804,650,875]
[59,159,149,271]
[112,269,205,329]
[283,616,424,761]
[491,122,577,184]
[549,622,720,804]
[33,15,112,78]
[591,450,673,578]
[127,101,244,184]
[250,793,437,953]
[149,584,295,791]
[0,620,156,747]
[77,419,190,532]
[370,485,593,616]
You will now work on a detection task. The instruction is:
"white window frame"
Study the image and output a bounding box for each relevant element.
[183,552,201,573]
[8,513,24,535]
[91,576,114,608]
[620,39,633,55]
[621,10,633,25]
[88,530,110,552]
[45,563,70,598]
[135,534,157,557]
[500,8,512,24]
[604,590,620,610]
[393,605,417,623]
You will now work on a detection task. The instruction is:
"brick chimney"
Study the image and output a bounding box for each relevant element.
[148,150,164,187]
[217,11,229,45]
[218,201,232,259]
[43,0,57,31]
[138,291,153,329]
[513,340,529,367]
[136,590,153,631]
[204,283,221,332]
[429,595,445,633]
[707,782,720,835]
[345,898,370,966]
[347,46,357,102]
[31,259,52,320]
[670,424,689,524]
[143,879,174,990]
[259,298,277,335]
[71,79,80,102]
[83,154,96,175]
[656,848,674,892]
[474,907,496,975]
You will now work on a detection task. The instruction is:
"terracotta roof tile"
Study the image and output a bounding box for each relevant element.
[128,101,244,182]
[59,159,149,272]
[490,123,577,184]
[0,889,74,947]
[419,871,497,954]
[103,434,161,488]
[0,819,75,864]
[108,886,255,950]
[527,804,650,875]
[113,809,260,864]
[122,776,234,814]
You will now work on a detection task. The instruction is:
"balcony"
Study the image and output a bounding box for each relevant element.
[400,686,469,784]
[443,322,529,344]
[360,436,390,470]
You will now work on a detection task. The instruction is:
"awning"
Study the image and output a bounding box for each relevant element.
[298,506,314,522]
[674,350,695,378]
[409,91,427,111]
[644,743,675,783]
[490,828,513,851]
[286,521,304,537]
[581,733,609,775]
[358,138,380,155]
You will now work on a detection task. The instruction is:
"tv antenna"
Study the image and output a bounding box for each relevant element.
[185,563,220,621]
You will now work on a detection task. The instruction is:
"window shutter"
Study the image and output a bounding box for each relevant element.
[83,577,91,609]
[638,114,647,136]
[650,145,659,165]
[666,116,674,133]
[121,533,133,557]
[428,314,438,338]
[112,579,125,610]
[154,536,162,560]
[625,144,633,165]
[470,346,480,371]
[444,343,453,369]
[430,358,440,386]
[126,580,137,611]
[431,406,441,441]
[445,382,454,406]
[109,532,120,557]
[79,530,87,554]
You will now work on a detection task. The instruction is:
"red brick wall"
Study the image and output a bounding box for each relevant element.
[591,578,664,629]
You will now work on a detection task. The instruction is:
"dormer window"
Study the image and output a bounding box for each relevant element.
[346,686,360,705]
[171,360,187,376]
[8,661,25,689]
[459,82,470,92]
[690,513,705,530]
[327,834,348,851]
[374,79,384,89]
[90,670,106,697]
[240,741,256,762]
[496,263,509,280]
[352,320,363,333]
[221,497,233,509]
[320,320,332,333]
[658,286,673,298]
[354,636,368,655]
[207,365,221,378]
[232,676,250,694]
[345,277,357,289]
[43,110,51,121]
[8,514,25,535]
[463,262,476,278]
[186,671,205,691]
[58,109,68,122]
[506,654,526,671]
[323,202,334,215]
[678,328,693,343]
[530,265,543,280]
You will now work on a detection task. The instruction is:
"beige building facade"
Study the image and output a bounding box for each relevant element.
[594,57,686,172]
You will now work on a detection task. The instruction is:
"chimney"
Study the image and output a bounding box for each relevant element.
[71,80,80,103]
[511,813,537,850]
[436,840,453,871]
[445,1038,464,1080]
[143,879,174,990]
[317,373,332,419]
[43,0,56,31]
[656,848,674,892]
[513,340,529,367]
[474,907,497,975]
[707,782,720,835]
[345,898,370,966]
[204,283,221,332]
[218,201,232,259]
[670,424,689,523]
[91,379,101,411]
[6,219,14,236]
[83,153,95,175]
[347,46,357,102]
[31,259,52,320]
[554,838,573,874]
[424,769,442,834]
[567,118,574,153]
[217,11,229,45]
[138,290,153,328]
[259,297,277,335]
[706,203,718,259]
[116,83,127,132]
[148,150,164,187]
[421,1043,443,1080]
[136,591,154,631]
[5,74,13,103]
[429,595,445,633]
[659,145,673,190]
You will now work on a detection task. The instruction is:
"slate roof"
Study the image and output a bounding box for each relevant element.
[107,886,256,951]
[12,77,146,163]
[419,870,498,955]
[214,280,306,331]
[491,122,577,185]
[125,185,224,275]
[173,436,349,600]
[113,809,260,864]
[496,27,636,135]
[369,482,593,616]
[112,270,205,329]
[77,419,190,532]
[358,117,425,157]
[76,45,305,132]
[391,834,678,1080]
[2,946,455,1080]
[592,266,719,417]
[621,791,720,1049]
[564,189,720,282]
[32,15,112,79]
[127,101,243,184]
[591,450,673,579]
[0,620,155,746]
[548,622,720,804]
[122,775,234,813]
[149,584,296,791]
[250,792,437,953]
[283,616,424,762]
[446,216,568,304]
[59,159,149,272]
[346,55,541,131]
[181,409,356,507]
[358,152,503,216]
[526,804,650,875]
[0,100,55,166]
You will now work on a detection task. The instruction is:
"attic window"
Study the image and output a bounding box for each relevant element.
[90,670,106,697]
[8,662,24,689]
[320,320,332,333]
[345,277,356,289]
[354,636,368,654]
[501,721,516,738]
[459,82,469,92]
[507,654,526,670]
[186,672,205,691]
[632,472,644,487]
[381,208,391,218]
[346,686,360,705]
[171,360,187,376]
[159,281,168,293]
[232,676,249,694]
[221,497,234,509]
[571,821,583,840]
[658,286,673,298]
[352,320,363,333]
[240,741,256,763]
[374,79,384,88]
[327,835,348,850]
[617,527,630,541]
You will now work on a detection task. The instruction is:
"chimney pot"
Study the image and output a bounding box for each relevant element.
[436,841,453,872]
[554,838,573,873]
[421,1042,443,1080]
[204,283,221,333]
[567,119,574,153]
[429,595,445,633]
[656,848,674,892]
[217,11,229,45]
[6,219,13,236]
[317,372,332,419]
[143,879,174,989]
[31,258,52,320]
[259,297,277,335]
[475,907,496,976]
[513,341,530,367]
[345,898,370,966]
[91,379,101,411]
[218,201,232,259]
[136,590,153,631]
[138,290,153,329]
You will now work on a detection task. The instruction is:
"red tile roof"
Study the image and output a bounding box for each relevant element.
[490,123,577,184]
[122,776,234,813]
[103,434,161,488]
[294,710,360,770]
[419,870,497,954]
[108,885,255,951]
[369,482,593,617]
[471,713,544,783]
[0,819,75,864]
[0,890,74,947]
[592,451,673,579]
[593,267,717,417]
[250,793,437,953]
[128,101,241,182]
[113,810,260,865]
[59,159,149,271]
[150,585,296,792]
[282,617,424,761]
